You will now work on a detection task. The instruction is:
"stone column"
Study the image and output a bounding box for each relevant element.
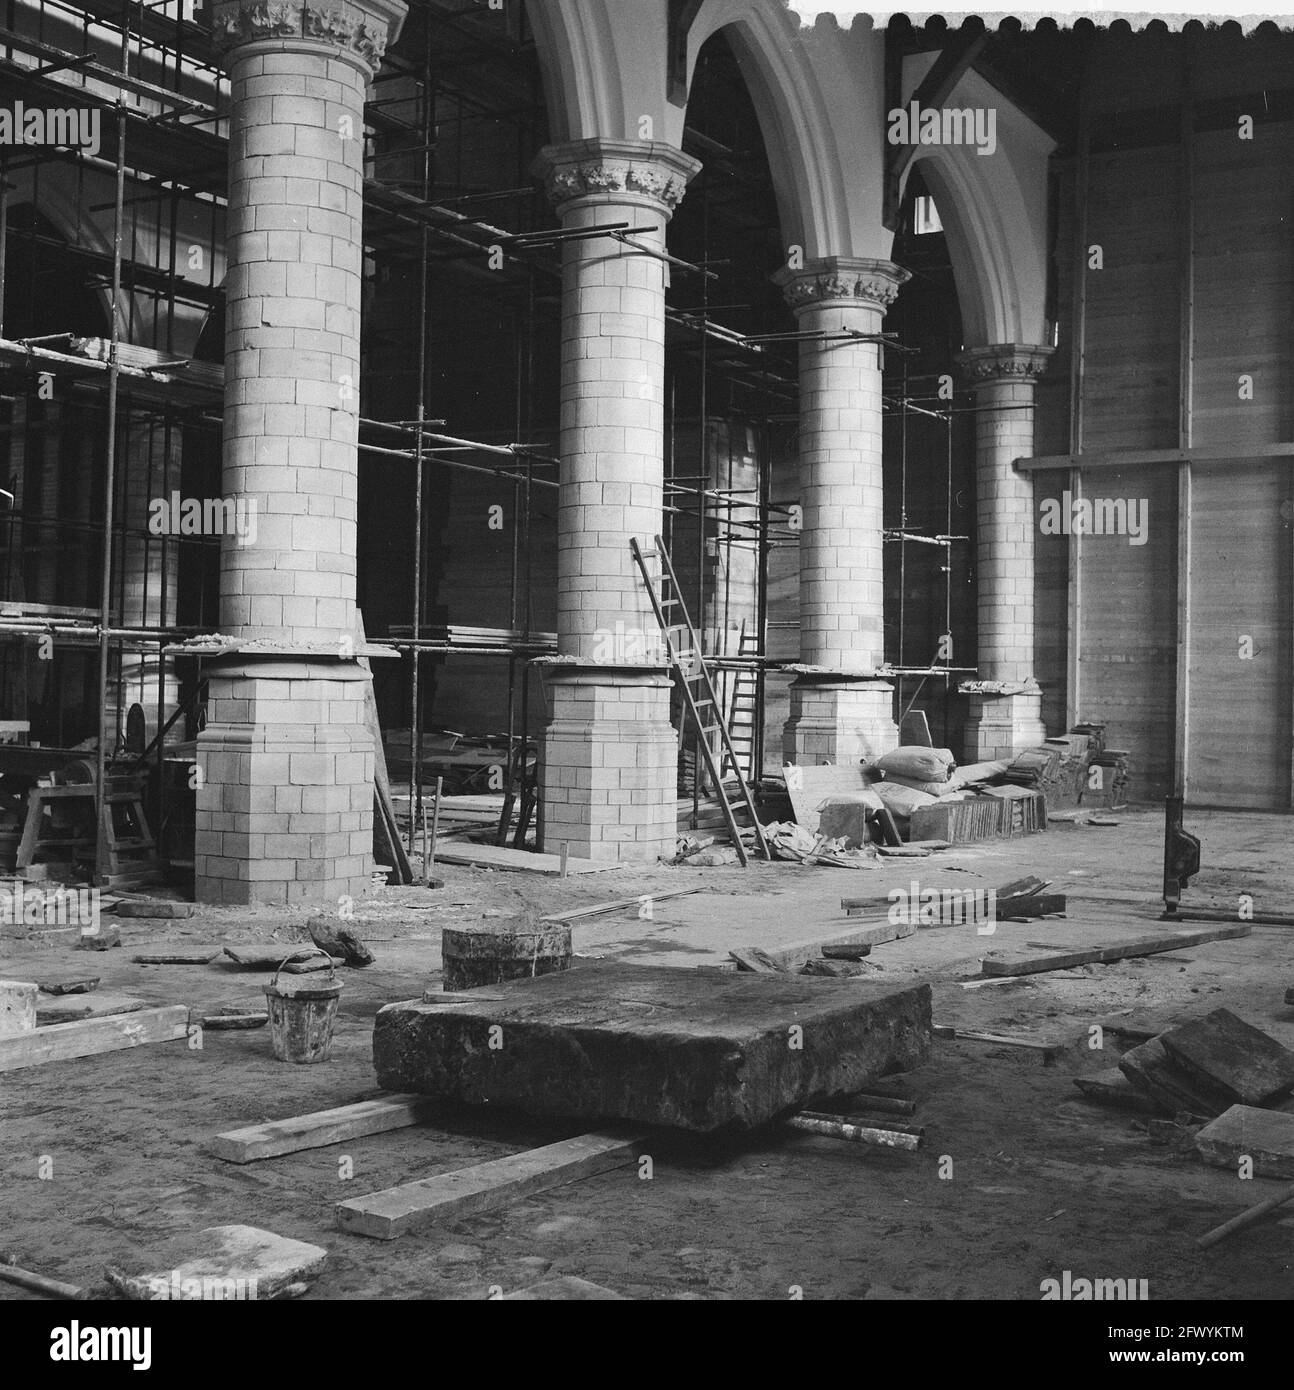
[195,0,406,905]
[773,256,910,766]
[956,343,1054,760]
[532,138,701,863]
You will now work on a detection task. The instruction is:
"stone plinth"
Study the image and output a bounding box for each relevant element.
[194,660,373,905]
[783,677,897,766]
[963,688,1047,762]
[539,666,676,864]
[373,961,932,1133]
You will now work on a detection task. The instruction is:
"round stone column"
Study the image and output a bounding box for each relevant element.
[194,0,406,905]
[956,343,1054,760]
[773,256,910,766]
[532,138,701,863]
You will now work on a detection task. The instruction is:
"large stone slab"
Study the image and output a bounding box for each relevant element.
[1159,1008,1294,1108]
[373,961,931,1133]
[1195,1105,1294,1179]
[105,1225,327,1301]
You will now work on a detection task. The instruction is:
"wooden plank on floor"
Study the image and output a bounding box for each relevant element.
[335,1130,645,1240]
[540,888,701,924]
[433,843,618,875]
[210,1095,441,1164]
[0,1005,189,1072]
[747,918,916,972]
[980,923,1251,977]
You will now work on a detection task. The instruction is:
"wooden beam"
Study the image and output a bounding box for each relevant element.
[1017,443,1294,473]
[335,1131,645,1240]
[1175,43,1196,800]
[980,922,1252,978]
[540,887,701,924]
[0,1005,189,1072]
[210,1095,441,1164]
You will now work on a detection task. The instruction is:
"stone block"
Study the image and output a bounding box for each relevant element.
[373,961,931,1133]
[0,980,38,1036]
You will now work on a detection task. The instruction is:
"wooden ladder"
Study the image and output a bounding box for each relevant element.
[630,536,770,866]
[724,622,763,786]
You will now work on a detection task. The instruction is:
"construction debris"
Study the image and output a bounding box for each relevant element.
[115,900,198,919]
[131,949,221,965]
[307,916,376,968]
[1073,1068,1160,1113]
[106,1225,328,1300]
[200,1008,269,1031]
[934,1023,1065,1063]
[1159,1008,1294,1107]
[0,979,37,1035]
[35,992,148,1026]
[221,944,337,971]
[0,1255,84,1300]
[34,976,99,996]
[1197,1181,1294,1249]
[785,1111,924,1150]
[1195,1106,1294,1179]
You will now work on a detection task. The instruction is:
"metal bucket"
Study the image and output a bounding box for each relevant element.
[263,949,343,1064]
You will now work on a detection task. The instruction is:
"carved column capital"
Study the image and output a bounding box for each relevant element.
[774,256,911,316]
[956,342,1054,388]
[209,0,407,75]
[532,138,702,218]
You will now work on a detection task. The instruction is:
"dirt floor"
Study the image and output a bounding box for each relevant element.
[2,804,1294,1301]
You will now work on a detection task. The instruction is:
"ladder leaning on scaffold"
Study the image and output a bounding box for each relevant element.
[629,536,770,866]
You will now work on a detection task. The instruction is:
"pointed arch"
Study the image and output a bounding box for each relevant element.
[903,65,1055,347]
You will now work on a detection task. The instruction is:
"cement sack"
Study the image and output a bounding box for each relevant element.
[872,781,940,819]
[881,773,960,797]
[875,746,957,783]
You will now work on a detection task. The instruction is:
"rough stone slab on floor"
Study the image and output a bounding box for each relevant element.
[105,1225,327,1301]
[1195,1105,1294,1179]
[1118,1036,1231,1117]
[373,961,931,1133]
[1159,1008,1294,1107]
[35,992,149,1026]
[503,1276,626,1300]
[132,949,220,965]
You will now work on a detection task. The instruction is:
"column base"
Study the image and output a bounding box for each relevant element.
[194,660,374,906]
[540,668,676,864]
[963,691,1047,762]
[782,679,898,767]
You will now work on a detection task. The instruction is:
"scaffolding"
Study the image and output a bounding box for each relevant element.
[0,0,984,879]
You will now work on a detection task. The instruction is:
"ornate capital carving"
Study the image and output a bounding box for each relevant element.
[957,343,1054,387]
[209,0,406,72]
[533,139,703,216]
[774,256,911,315]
